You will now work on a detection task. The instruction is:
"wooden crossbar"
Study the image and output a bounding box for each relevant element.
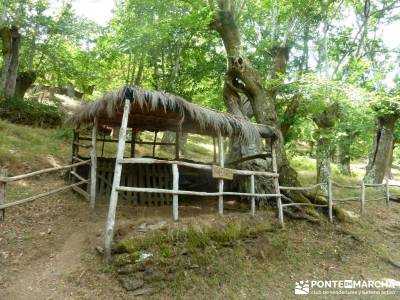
[0,160,90,183]
[0,180,87,210]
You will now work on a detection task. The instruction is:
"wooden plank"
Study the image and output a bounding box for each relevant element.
[79,137,175,146]
[152,131,158,158]
[0,180,87,210]
[138,164,144,205]
[218,133,224,216]
[212,165,234,180]
[0,160,90,183]
[131,129,136,157]
[175,130,180,160]
[279,183,325,191]
[271,144,283,226]
[172,164,179,221]
[90,117,98,208]
[0,168,6,220]
[104,99,131,264]
[72,185,90,201]
[119,158,279,177]
[117,186,280,197]
[250,174,255,216]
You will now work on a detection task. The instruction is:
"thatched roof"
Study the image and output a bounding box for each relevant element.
[70,86,276,143]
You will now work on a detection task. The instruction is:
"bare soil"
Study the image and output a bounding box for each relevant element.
[1,176,400,299]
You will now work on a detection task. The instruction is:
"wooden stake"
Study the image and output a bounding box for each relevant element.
[327,178,333,223]
[218,133,224,215]
[385,178,390,206]
[175,130,180,160]
[172,163,179,221]
[104,99,131,264]
[153,131,158,157]
[213,137,217,163]
[250,174,255,216]
[0,168,6,221]
[90,118,98,208]
[360,180,365,215]
[271,143,283,226]
[131,129,136,157]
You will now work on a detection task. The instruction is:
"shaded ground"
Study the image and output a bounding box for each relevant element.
[1,175,400,299]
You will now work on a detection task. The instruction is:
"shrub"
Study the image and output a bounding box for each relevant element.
[0,97,65,127]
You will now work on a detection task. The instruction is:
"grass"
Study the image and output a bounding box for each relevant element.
[0,119,72,174]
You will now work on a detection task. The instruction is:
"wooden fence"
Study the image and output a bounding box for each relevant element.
[278,178,394,226]
[0,160,90,220]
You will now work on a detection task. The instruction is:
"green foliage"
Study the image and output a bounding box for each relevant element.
[0,97,64,127]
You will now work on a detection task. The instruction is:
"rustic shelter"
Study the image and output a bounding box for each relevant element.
[69,86,281,262]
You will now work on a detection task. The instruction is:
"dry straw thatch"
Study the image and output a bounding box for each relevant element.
[70,86,275,143]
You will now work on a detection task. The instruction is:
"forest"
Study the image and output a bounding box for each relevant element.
[1,0,400,298]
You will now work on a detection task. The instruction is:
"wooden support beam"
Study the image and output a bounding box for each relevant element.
[218,133,224,215]
[271,143,283,226]
[0,168,6,221]
[172,163,179,221]
[213,137,217,163]
[0,160,90,183]
[153,131,158,157]
[90,118,98,208]
[131,129,136,157]
[0,180,87,210]
[175,130,180,160]
[104,99,131,264]
[250,174,255,216]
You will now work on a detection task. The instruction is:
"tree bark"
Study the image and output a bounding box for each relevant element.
[210,0,346,220]
[15,71,37,99]
[0,26,21,99]
[364,114,398,184]
[313,103,340,190]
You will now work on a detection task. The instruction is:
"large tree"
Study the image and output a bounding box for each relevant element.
[209,0,346,220]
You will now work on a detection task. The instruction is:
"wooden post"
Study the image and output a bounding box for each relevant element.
[175,130,180,160]
[90,117,98,208]
[271,143,283,226]
[71,128,80,182]
[0,168,6,221]
[104,99,131,264]
[360,180,365,215]
[152,131,158,157]
[385,178,390,206]
[172,163,179,221]
[101,133,106,157]
[131,129,136,157]
[250,174,255,216]
[218,133,224,215]
[213,137,217,163]
[327,178,333,223]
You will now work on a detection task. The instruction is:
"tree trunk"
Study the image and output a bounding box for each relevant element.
[210,0,346,220]
[364,114,398,183]
[15,71,37,99]
[0,26,21,99]
[134,56,144,86]
[313,103,340,189]
[338,134,352,176]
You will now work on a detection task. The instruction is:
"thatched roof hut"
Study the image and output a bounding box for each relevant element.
[70,86,276,142]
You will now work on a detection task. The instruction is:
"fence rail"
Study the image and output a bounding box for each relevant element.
[277,178,397,226]
[0,160,91,220]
